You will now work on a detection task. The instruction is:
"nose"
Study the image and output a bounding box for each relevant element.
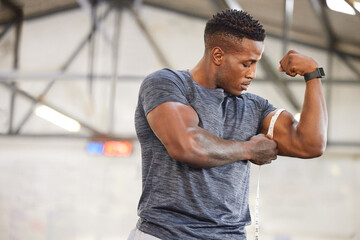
[246,64,256,79]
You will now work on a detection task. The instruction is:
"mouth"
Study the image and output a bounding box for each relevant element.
[241,82,251,91]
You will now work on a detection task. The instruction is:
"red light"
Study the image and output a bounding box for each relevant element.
[103,141,132,157]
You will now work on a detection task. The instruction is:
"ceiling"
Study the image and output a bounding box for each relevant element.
[0,0,360,145]
[1,0,359,58]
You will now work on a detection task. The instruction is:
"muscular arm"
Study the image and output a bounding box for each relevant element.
[262,51,328,158]
[147,102,278,168]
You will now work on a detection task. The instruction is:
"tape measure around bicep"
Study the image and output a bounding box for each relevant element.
[254,108,284,240]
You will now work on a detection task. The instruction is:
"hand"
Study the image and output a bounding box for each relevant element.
[248,134,278,166]
[278,50,319,77]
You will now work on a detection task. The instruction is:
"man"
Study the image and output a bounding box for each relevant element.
[129,9,327,240]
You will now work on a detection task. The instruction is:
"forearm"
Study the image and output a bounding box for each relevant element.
[185,127,251,168]
[170,127,277,168]
[297,78,328,155]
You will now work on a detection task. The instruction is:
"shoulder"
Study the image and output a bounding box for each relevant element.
[146,68,175,78]
[141,68,188,89]
[144,68,186,82]
[138,69,190,111]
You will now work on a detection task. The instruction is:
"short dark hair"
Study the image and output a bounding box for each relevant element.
[204,9,265,50]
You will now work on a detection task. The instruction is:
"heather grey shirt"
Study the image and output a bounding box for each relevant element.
[135,69,275,240]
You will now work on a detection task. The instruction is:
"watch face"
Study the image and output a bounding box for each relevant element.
[318,67,325,77]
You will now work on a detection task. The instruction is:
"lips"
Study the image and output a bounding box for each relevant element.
[241,82,251,90]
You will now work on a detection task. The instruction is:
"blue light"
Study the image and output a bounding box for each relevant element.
[86,142,104,155]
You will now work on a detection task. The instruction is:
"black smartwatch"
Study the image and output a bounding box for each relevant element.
[304,67,325,81]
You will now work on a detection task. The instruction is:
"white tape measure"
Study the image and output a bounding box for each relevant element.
[254,108,284,240]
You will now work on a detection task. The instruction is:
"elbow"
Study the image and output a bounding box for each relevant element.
[169,147,209,169]
[306,146,324,158]
[301,140,327,159]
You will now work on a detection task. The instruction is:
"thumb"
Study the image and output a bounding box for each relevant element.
[278,66,284,72]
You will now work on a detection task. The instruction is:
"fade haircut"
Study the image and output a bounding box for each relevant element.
[204,9,265,52]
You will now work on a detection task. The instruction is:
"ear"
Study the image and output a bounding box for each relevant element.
[211,47,224,66]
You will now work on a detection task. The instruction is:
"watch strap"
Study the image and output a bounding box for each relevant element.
[304,67,325,81]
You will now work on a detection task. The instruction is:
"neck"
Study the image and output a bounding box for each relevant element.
[190,56,217,89]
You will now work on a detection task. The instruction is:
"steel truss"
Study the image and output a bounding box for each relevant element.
[0,0,359,147]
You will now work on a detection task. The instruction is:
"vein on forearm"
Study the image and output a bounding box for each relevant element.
[190,127,246,166]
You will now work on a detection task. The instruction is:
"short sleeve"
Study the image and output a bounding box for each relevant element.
[247,94,276,133]
[139,69,189,116]
[260,98,276,122]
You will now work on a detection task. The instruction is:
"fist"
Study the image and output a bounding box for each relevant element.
[278,50,319,77]
[248,134,278,166]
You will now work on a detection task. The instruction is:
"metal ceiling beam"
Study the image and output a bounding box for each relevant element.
[143,1,360,61]
[0,81,107,137]
[325,49,334,141]
[212,0,242,10]
[0,3,80,25]
[1,0,358,60]
[133,0,143,13]
[13,5,112,134]
[345,0,360,19]
[87,0,98,99]
[1,0,23,20]
[266,32,360,61]
[336,52,360,81]
[109,4,122,134]
[129,7,172,68]
[0,21,13,41]
[0,72,145,81]
[143,1,211,20]
[1,72,359,84]
[309,0,337,45]
[2,0,23,134]
[283,0,294,55]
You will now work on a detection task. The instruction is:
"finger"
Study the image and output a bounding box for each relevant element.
[279,59,286,72]
[266,133,273,139]
[284,66,297,77]
[279,54,290,71]
[287,71,297,77]
[289,66,299,77]
[287,49,298,54]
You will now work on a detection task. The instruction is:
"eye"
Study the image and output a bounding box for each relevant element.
[243,63,251,68]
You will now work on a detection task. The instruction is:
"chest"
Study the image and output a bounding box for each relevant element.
[189,95,261,141]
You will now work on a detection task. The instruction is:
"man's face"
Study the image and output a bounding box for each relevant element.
[215,38,264,96]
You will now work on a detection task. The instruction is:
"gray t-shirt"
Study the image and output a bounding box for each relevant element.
[135,69,275,240]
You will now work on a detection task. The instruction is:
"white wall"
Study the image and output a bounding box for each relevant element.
[0,138,359,240]
[0,137,142,240]
[0,3,360,240]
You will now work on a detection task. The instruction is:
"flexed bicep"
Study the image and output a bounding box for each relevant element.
[261,109,311,158]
